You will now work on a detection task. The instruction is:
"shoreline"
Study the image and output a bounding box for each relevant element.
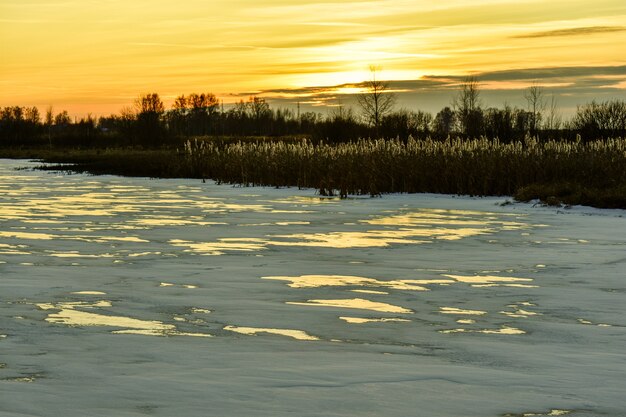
[1,138,625,210]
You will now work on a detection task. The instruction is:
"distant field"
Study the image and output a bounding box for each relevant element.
[2,136,626,209]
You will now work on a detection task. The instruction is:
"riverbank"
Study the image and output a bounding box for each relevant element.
[1,136,625,209]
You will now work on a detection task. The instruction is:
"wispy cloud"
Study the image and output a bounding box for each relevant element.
[2,0,626,116]
[514,26,626,38]
[248,65,626,114]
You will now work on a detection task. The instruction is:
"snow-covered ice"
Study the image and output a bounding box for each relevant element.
[0,159,624,416]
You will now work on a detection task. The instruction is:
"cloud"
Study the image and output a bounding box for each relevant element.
[247,65,626,115]
[514,26,626,39]
[257,65,626,95]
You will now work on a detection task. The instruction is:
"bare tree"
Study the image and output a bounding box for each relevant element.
[186,93,220,134]
[453,77,482,137]
[134,93,164,115]
[45,106,54,147]
[572,99,626,138]
[544,94,561,130]
[357,66,396,134]
[247,96,271,135]
[134,93,165,143]
[524,83,546,135]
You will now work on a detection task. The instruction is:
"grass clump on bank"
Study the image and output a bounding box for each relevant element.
[183,136,626,208]
[3,135,625,209]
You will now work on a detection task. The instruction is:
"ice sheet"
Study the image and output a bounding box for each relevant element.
[1,159,625,417]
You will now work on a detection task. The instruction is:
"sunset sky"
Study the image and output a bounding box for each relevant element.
[1,0,625,117]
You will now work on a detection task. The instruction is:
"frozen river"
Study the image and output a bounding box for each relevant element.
[1,159,625,417]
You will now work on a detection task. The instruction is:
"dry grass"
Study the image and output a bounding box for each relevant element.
[184,136,626,204]
[5,135,625,208]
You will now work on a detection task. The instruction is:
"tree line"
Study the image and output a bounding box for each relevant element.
[1,78,625,147]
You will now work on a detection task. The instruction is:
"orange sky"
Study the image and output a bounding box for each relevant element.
[1,0,625,117]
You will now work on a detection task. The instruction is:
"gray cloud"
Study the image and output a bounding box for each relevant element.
[249,65,626,117]
[514,26,626,39]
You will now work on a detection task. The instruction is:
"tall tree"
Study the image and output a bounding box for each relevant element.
[357,66,396,135]
[544,94,561,131]
[433,107,456,138]
[524,83,546,135]
[188,93,219,134]
[54,110,71,126]
[134,93,164,114]
[247,96,271,135]
[134,93,165,144]
[453,77,482,137]
[45,106,54,146]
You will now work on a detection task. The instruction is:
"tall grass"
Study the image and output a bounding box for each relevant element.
[10,135,625,208]
[184,136,626,202]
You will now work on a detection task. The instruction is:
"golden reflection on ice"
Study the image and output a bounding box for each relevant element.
[195,200,312,214]
[270,227,495,248]
[269,231,428,248]
[162,206,535,253]
[238,221,311,227]
[442,274,536,287]
[287,298,412,314]
[339,317,410,324]
[224,325,319,341]
[130,217,225,226]
[439,307,487,315]
[0,231,55,240]
[266,196,342,205]
[263,274,441,291]
[0,242,31,255]
[3,376,38,383]
[48,252,116,258]
[577,318,612,327]
[440,326,525,335]
[351,289,389,295]
[362,209,527,228]
[0,230,148,244]
[505,409,572,417]
[158,282,197,289]
[71,291,106,295]
[36,300,211,337]
[501,303,540,318]
[128,251,162,257]
[170,238,268,255]
[113,329,211,337]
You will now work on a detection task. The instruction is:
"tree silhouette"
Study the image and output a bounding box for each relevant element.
[572,100,626,139]
[357,66,396,135]
[54,110,71,127]
[134,93,165,144]
[44,106,53,146]
[524,83,546,135]
[433,107,456,138]
[189,93,219,134]
[248,96,271,135]
[545,94,562,131]
[453,77,482,138]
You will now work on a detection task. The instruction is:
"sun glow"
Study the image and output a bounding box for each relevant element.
[1,0,625,116]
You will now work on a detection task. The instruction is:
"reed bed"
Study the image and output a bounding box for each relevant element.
[184,136,626,205]
[16,136,626,208]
